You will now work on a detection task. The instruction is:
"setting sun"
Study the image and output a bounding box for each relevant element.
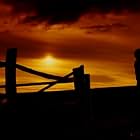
[45,55,55,65]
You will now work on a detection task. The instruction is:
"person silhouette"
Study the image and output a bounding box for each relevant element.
[134,49,140,87]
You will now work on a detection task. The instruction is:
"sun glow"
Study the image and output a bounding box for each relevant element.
[45,55,55,65]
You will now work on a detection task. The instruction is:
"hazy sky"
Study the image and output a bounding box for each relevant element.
[0,0,140,93]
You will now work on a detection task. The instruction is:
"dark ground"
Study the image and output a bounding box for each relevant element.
[0,86,139,138]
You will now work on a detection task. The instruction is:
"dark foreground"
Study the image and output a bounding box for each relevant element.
[0,86,140,138]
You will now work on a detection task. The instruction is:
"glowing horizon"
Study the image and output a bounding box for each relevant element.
[0,1,139,93]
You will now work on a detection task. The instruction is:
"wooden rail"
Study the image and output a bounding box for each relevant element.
[0,48,90,97]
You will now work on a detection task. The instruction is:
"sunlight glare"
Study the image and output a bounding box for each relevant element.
[44,55,55,65]
[44,54,56,65]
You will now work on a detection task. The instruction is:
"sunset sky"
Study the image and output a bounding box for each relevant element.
[0,0,140,93]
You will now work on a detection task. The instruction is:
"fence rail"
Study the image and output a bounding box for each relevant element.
[0,48,90,97]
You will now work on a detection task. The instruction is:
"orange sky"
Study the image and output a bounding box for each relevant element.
[0,3,140,93]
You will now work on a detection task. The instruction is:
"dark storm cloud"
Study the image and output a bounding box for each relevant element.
[80,23,128,32]
[3,0,140,24]
[0,32,48,59]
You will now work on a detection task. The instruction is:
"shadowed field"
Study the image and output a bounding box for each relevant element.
[0,86,139,138]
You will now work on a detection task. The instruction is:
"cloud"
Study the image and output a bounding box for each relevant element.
[80,22,128,32]
[0,32,48,59]
[0,12,139,88]
[2,0,140,25]
[91,74,115,83]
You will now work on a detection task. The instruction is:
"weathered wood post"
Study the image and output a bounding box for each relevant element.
[73,65,85,94]
[84,74,90,93]
[73,65,90,97]
[73,65,91,128]
[5,48,17,97]
[84,74,93,122]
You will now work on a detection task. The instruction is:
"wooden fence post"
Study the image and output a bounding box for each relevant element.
[84,74,90,93]
[73,65,90,95]
[73,65,85,94]
[73,65,91,127]
[5,48,17,97]
[84,74,93,122]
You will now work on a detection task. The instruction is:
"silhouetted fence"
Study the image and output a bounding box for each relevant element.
[0,48,90,97]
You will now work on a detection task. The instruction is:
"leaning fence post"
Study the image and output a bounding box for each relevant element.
[5,48,17,97]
